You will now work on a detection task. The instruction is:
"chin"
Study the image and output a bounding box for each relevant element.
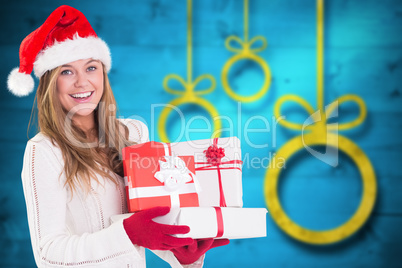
[75,110,96,117]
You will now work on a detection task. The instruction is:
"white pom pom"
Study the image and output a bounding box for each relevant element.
[7,68,35,97]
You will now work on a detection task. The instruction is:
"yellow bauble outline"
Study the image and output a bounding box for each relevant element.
[157,97,222,143]
[264,132,377,244]
[221,53,271,103]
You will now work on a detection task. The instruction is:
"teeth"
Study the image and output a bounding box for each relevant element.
[71,92,92,99]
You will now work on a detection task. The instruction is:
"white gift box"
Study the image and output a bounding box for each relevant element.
[111,207,267,239]
[169,137,243,207]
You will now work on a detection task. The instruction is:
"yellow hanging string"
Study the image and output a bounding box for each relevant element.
[264,0,376,245]
[187,0,192,84]
[221,0,271,102]
[317,0,325,119]
[244,0,249,43]
[158,0,222,142]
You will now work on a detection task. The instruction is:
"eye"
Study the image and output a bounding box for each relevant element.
[87,66,97,72]
[60,69,72,75]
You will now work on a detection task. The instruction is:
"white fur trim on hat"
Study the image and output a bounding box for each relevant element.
[7,68,35,97]
[33,34,111,77]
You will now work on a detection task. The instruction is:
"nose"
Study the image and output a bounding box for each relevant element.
[74,71,89,88]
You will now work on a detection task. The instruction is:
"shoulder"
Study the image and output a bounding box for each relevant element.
[119,119,149,143]
[22,133,64,182]
[28,132,57,147]
[25,133,63,163]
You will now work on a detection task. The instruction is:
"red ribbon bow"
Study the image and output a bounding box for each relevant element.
[204,143,225,166]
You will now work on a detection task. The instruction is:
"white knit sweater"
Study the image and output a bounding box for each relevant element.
[21,119,204,268]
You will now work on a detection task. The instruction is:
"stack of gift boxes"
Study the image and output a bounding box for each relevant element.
[120,137,267,239]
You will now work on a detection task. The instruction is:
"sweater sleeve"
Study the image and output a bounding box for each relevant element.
[21,136,146,268]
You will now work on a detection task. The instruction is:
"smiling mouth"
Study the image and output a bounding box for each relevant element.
[70,91,94,99]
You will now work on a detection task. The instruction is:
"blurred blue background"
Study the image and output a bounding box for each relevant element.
[1,0,401,267]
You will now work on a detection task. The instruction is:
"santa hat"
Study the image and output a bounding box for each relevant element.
[7,5,111,97]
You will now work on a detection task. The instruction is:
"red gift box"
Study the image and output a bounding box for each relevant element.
[123,142,200,212]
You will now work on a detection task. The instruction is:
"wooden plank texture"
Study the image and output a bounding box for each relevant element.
[0,0,401,267]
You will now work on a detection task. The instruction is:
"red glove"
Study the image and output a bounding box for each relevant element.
[170,238,230,265]
[123,206,194,250]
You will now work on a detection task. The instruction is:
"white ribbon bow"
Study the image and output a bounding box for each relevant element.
[154,156,195,191]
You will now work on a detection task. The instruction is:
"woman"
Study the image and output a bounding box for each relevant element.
[8,5,228,267]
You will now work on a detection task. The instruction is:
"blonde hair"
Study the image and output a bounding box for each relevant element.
[31,65,134,193]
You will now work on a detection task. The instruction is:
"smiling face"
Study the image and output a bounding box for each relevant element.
[56,58,104,125]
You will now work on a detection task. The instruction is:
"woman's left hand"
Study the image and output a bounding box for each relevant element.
[170,238,230,265]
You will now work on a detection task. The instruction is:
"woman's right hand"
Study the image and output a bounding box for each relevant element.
[123,206,194,250]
